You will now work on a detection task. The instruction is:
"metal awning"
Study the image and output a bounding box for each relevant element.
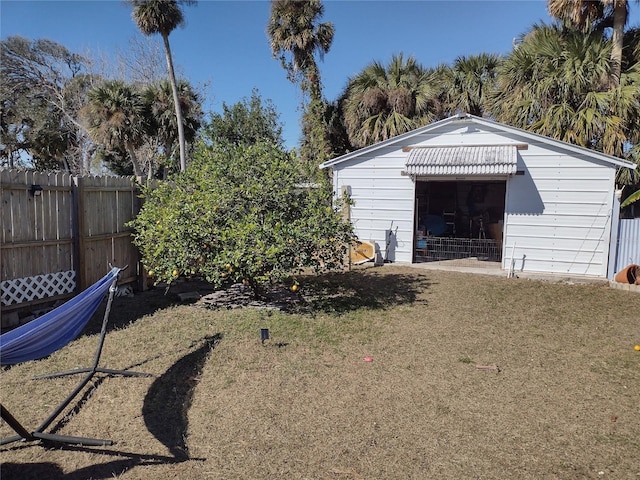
[405,145,518,176]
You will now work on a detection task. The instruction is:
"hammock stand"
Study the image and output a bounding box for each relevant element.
[0,266,150,447]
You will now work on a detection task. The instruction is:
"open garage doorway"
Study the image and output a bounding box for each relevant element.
[414,180,506,263]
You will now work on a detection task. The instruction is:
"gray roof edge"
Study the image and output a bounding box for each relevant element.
[468,115,636,169]
[319,113,636,170]
[319,115,460,169]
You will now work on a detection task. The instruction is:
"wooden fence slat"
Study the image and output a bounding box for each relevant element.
[1,171,143,314]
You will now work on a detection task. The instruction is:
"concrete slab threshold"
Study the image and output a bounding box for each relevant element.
[407,259,615,286]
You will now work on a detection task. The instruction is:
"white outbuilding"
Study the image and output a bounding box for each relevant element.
[320,114,636,278]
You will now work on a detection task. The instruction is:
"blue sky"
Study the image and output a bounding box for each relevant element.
[0,1,572,148]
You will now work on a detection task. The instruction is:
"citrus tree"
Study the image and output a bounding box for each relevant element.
[128,140,354,295]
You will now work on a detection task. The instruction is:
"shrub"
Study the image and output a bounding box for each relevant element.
[129,141,354,294]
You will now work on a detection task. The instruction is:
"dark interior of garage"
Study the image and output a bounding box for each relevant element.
[415,180,506,262]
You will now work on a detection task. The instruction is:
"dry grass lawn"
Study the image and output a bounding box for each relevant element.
[1,265,639,479]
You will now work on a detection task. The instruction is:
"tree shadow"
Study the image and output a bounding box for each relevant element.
[84,279,216,336]
[0,336,215,480]
[1,459,147,480]
[1,447,186,480]
[1,461,64,479]
[142,334,222,461]
[297,269,432,315]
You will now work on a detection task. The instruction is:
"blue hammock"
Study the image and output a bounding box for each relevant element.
[1,266,150,447]
[0,267,120,365]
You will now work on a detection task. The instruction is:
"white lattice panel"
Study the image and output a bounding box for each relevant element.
[1,271,76,306]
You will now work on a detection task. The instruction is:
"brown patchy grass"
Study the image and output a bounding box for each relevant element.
[1,265,639,479]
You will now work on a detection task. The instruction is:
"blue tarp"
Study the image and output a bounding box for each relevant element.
[0,268,120,365]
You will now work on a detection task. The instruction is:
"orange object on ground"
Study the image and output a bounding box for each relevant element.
[614,264,640,284]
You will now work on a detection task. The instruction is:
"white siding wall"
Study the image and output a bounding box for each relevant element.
[330,122,618,276]
[406,124,617,276]
[505,144,615,277]
[333,146,415,262]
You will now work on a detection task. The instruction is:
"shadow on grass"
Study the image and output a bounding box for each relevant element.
[83,268,430,337]
[142,334,222,461]
[83,279,215,336]
[0,336,217,480]
[299,269,432,315]
[1,449,188,480]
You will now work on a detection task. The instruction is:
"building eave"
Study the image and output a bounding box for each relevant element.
[319,114,636,171]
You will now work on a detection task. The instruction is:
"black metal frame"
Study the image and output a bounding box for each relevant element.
[1,269,150,447]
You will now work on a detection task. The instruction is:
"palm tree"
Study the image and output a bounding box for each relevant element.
[267,0,334,103]
[268,0,334,168]
[489,22,640,162]
[80,80,147,177]
[621,188,640,207]
[130,0,195,172]
[341,53,439,149]
[144,78,202,175]
[547,0,630,87]
[437,53,501,117]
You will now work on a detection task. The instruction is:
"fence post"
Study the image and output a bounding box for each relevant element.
[72,176,85,291]
[607,190,622,279]
[341,185,352,271]
[133,180,148,292]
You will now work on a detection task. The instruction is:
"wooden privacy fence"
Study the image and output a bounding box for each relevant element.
[1,170,141,318]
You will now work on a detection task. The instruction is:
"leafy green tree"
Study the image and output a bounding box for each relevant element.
[267,0,333,102]
[80,79,147,177]
[490,23,640,161]
[128,141,354,294]
[437,53,501,117]
[80,77,201,179]
[547,0,631,87]
[130,0,196,172]
[94,146,133,176]
[143,78,202,175]
[267,0,334,167]
[0,36,94,172]
[490,21,640,189]
[323,98,352,158]
[621,188,640,207]
[202,89,284,148]
[299,98,332,176]
[341,53,439,149]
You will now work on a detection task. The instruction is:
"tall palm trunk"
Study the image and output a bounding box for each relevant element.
[547,0,628,88]
[610,0,627,87]
[126,141,143,178]
[162,33,187,172]
[307,63,322,104]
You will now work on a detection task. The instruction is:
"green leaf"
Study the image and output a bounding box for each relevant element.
[621,189,640,208]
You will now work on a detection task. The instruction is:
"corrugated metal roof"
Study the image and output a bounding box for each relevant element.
[405,145,518,176]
